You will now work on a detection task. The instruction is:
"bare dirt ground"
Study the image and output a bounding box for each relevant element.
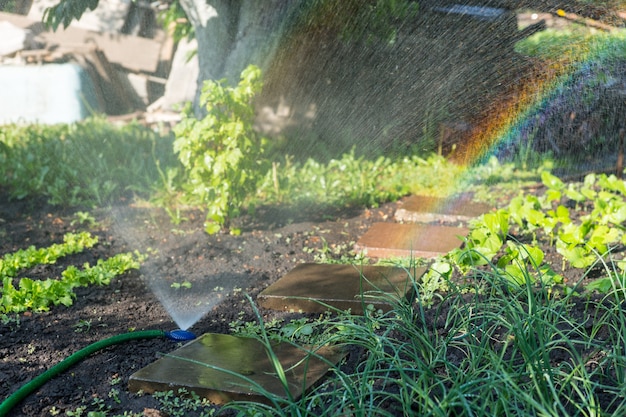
[0,192,403,416]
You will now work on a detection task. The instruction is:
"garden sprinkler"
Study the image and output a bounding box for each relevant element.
[0,329,196,417]
[164,329,197,341]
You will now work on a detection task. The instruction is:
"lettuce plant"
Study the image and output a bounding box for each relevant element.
[0,232,142,314]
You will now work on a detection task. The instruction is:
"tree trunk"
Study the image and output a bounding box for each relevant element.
[221,0,300,82]
[178,0,300,114]
[177,0,236,113]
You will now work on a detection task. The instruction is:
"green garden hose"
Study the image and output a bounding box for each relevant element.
[0,329,192,417]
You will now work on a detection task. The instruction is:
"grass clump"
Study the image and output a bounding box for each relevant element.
[222,263,626,416]
[0,117,177,207]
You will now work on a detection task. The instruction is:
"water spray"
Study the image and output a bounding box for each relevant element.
[0,329,196,417]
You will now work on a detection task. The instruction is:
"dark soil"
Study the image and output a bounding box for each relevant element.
[0,192,405,416]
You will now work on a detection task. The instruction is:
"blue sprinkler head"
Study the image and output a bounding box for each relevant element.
[164,329,197,341]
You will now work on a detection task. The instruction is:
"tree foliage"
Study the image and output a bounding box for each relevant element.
[43,0,97,30]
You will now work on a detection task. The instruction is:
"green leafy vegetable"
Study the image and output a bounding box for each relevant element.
[0,233,142,314]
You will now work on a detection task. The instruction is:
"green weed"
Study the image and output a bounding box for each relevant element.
[73,319,92,333]
[0,118,177,207]
[152,388,215,417]
[71,211,99,228]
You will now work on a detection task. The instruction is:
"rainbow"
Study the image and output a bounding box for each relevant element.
[455,18,623,168]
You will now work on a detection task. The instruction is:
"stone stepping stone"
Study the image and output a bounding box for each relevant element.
[257,263,426,314]
[354,223,469,259]
[129,333,345,405]
[394,195,491,224]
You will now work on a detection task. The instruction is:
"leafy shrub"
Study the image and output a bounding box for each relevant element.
[173,65,269,234]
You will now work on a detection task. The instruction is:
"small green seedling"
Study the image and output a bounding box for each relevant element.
[171,281,192,289]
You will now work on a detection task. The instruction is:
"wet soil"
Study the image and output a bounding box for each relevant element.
[0,193,403,416]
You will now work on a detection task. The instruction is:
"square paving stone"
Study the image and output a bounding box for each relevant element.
[257,263,426,314]
[128,333,345,405]
[394,195,491,224]
[354,223,468,259]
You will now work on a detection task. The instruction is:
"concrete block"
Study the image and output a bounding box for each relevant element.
[0,63,101,124]
[258,263,426,314]
[129,333,345,405]
[394,195,491,224]
[354,223,468,259]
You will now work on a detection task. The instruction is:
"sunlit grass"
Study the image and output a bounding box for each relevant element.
[516,25,626,62]
[0,118,540,216]
[252,151,547,213]
[0,117,178,207]
[224,260,626,416]
[255,151,465,207]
